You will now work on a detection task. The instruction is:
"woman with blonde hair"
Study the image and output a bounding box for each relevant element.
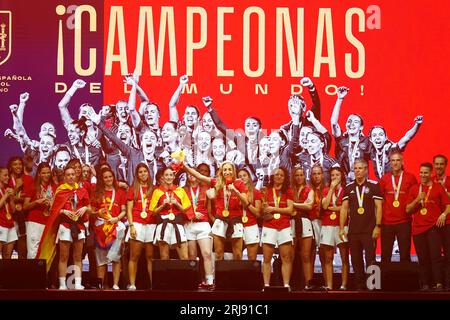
[184,161,248,260]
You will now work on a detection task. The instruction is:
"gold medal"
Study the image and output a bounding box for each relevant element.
[274,213,281,220]
[420,208,427,215]
[15,203,22,211]
[242,216,248,223]
[357,207,365,214]
[330,213,337,220]
[393,200,400,208]
[140,211,148,219]
[222,210,229,217]
[43,210,50,217]
[6,212,12,220]
[168,213,175,221]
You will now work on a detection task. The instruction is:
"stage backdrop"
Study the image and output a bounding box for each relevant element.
[1,0,449,174]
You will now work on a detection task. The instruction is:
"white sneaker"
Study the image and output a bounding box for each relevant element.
[58,285,68,290]
[112,284,120,290]
[128,285,136,291]
[74,284,85,290]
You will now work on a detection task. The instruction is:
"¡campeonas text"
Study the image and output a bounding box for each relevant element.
[56,5,381,78]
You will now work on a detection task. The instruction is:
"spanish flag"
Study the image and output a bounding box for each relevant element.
[149,186,194,220]
[36,183,87,272]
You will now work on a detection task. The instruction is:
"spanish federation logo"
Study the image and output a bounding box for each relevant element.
[0,11,12,66]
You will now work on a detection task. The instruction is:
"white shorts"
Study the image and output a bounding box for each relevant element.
[0,225,18,243]
[320,225,348,247]
[211,219,243,239]
[301,218,314,238]
[125,222,156,243]
[154,223,187,246]
[57,224,86,243]
[185,221,212,241]
[95,221,126,265]
[311,219,322,245]
[25,221,46,259]
[243,224,260,245]
[261,227,293,246]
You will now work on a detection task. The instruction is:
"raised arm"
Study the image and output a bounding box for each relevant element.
[58,79,86,128]
[397,116,423,150]
[16,92,29,124]
[95,118,133,159]
[330,86,349,138]
[300,77,321,121]
[202,96,236,141]
[183,165,212,186]
[169,75,189,123]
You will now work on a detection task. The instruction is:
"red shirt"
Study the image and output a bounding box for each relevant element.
[321,186,345,226]
[407,182,450,236]
[262,188,293,230]
[310,186,324,221]
[0,187,14,228]
[185,185,210,223]
[23,182,57,225]
[211,178,248,219]
[432,175,450,225]
[380,171,418,225]
[293,186,311,218]
[152,186,193,220]
[127,186,156,224]
[91,188,127,219]
[60,188,90,230]
[243,189,263,227]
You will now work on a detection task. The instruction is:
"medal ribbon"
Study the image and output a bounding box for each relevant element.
[419,184,432,208]
[223,186,230,211]
[272,188,281,208]
[355,185,366,209]
[391,171,403,202]
[140,186,147,212]
[332,187,342,207]
[103,189,116,213]
[190,186,200,211]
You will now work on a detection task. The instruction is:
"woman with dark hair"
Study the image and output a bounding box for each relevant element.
[7,156,33,259]
[184,161,248,260]
[23,162,56,259]
[291,167,314,289]
[0,167,17,258]
[125,163,155,290]
[237,168,262,261]
[369,116,423,179]
[320,166,349,290]
[184,164,214,289]
[261,167,294,289]
[91,168,127,289]
[150,167,194,260]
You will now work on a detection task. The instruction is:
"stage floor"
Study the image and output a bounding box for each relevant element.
[1,288,449,300]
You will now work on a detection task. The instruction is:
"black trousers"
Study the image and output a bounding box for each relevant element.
[348,233,376,289]
[441,224,450,287]
[381,221,412,263]
[413,226,444,287]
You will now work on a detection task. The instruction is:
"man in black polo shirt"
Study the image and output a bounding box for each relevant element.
[340,158,383,290]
